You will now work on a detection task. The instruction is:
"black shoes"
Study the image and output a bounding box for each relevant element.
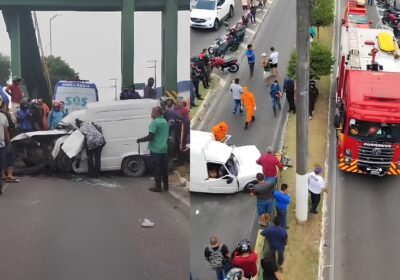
[251,116,255,123]
[244,122,249,129]
[310,210,318,214]
[149,187,162,192]
[196,96,204,100]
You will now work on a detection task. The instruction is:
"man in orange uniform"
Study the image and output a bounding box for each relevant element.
[37,99,50,130]
[211,121,229,141]
[241,87,256,129]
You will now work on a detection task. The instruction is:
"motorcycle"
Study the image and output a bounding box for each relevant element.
[382,6,400,24]
[210,56,240,73]
[224,22,246,43]
[208,32,240,57]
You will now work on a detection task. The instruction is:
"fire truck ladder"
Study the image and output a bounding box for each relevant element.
[348,22,362,69]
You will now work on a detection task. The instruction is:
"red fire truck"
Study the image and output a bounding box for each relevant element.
[335,25,400,176]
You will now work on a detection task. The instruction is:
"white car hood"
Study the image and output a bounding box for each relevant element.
[233,145,262,179]
[11,129,69,142]
[190,8,216,19]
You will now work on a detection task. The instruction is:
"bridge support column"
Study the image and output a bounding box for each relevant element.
[162,0,178,92]
[121,0,134,88]
[5,10,22,79]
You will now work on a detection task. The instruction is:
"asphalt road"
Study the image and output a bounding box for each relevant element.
[332,2,400,279]
[190,0,295,279]
[191,0,259,56]
[0,174,189,280]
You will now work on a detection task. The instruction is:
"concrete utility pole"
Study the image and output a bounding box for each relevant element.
[49,14,61,56]
[295,0,311,222]
[109,78,118,100]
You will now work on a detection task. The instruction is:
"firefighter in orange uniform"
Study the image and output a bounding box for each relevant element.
[241,87,256,129]
[212,121,229,141]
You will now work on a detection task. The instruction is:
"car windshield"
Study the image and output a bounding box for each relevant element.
[348,119,400,142]
[194,0,216,10]
[225,155,239,176]
[348,14,369,24]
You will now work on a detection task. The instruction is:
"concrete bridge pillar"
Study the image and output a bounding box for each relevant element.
[121,0,134,88]
[162,0,178,92]
[4,10,22,79]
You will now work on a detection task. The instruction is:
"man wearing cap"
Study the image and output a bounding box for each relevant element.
[308,165,327,214]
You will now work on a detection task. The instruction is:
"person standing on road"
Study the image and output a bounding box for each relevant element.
[308,165,327,214]
[143,77,157,99]
[198,53,210,89]
[270,80,283,117]
[0,96,10,195]
[246,44,256,79]
[230,78,243,115]
[137,106,170,192]
[283,76,296,113]
[17,99,32,133]
[204,236,231,280]
[191,63,204,103]
[5,77,24,124]
[249,1,257,24]
[231,239,258,279]
[37,99,50,130]
[261,216,288,269]
[212,121,229,142]
[273,183,291,229]
[76,119,106,178]
[201,48,212,81]
[261,255,284,280]
[241,87,256,130]
[261,53,271,85]
[256,146,283,185]
[251,173,275,217]
[309,80,319,120]
[269,47,279,77]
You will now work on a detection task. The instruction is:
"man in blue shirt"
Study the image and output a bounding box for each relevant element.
[270,80,282,117]
[261,216,288,268]
[246,44,256,79]
[274,183,291,229]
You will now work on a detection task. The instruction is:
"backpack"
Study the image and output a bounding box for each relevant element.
[209,246,225,270]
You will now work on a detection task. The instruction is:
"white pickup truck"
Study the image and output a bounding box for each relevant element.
[190,0,235,30]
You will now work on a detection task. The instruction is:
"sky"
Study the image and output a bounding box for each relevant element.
[0,11,190,101]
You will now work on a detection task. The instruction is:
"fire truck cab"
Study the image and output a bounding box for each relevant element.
[335,26,400,176]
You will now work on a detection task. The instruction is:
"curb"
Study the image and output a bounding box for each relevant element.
[191,0,274,129]
[169,186,190,208]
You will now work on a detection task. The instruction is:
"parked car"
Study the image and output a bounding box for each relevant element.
[190,130,261,194]
[190,0,235,30]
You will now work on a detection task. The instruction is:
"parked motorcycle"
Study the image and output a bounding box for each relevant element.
[382,6,400,24]
[224,22,246,43]
[208,32,240,57]
[210,56,240,73]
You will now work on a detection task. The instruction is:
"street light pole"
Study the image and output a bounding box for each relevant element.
[50,14,61,56]
[109,78,118,100]
[147,60,158,89]
[295,0,311,222]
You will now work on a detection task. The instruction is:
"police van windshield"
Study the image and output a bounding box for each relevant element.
[348,119,400,142]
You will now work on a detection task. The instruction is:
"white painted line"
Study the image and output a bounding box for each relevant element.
[246,28,256,35]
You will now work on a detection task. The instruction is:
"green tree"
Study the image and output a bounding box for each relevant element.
[45,55,78,90]
[311,0,334,37]
[286,41,335,80]
[0,53,11,85]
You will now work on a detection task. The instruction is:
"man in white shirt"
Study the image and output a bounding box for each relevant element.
[308,165,326,214]
[269,47,279,76]
[230,78,244,115]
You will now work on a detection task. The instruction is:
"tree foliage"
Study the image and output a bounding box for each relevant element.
[45,55,78,90]
[286,41,335,80]
[311,0,334,34]
[0,53,11,85]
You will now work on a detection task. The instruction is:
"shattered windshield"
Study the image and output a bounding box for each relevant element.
[225,155,239,176]
[348,119,400,142]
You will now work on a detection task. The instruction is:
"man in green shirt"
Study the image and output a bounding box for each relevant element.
[137,106,170,192]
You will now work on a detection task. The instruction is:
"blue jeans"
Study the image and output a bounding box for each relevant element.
[276,207,287,228]
[150,152,169,189]
[256,199,273,216]
[232,99,243,114]
[0,147,5,171]
[215,267,224,280]
[264,176,277,186]
[272,96,281,115]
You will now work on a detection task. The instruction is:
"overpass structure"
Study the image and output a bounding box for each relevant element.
[0,0,188,101]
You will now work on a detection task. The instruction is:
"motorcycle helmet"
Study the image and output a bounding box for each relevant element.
[20,98,29,110]
[225,268,243,280]
[236,239,251,254]
[52,101,61,112]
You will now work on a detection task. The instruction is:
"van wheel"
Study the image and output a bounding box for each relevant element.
[122,156,146,177]
[56,150,73,173]
[213,19,220,30]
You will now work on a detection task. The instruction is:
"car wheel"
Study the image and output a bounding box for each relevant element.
[56,150,73,173]
[229,6,234,18]
[214,19,220,30]
[121,156,146,177]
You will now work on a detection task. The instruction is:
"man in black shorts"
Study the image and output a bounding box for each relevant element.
[269,47,279,76]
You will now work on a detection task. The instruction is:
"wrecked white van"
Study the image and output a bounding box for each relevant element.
[190,130,262,194]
